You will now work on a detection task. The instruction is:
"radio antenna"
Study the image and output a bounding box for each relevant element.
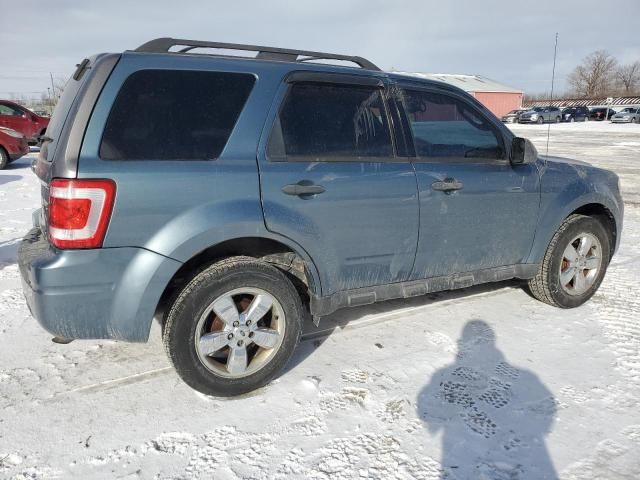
[546,32,559,156]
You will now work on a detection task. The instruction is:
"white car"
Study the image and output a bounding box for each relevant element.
[611,107,640,123]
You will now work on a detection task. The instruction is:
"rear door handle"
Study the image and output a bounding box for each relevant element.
[432,178,464,193]
[281,183,326,196]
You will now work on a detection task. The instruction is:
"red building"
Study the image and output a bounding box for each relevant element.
[397,73,523,119]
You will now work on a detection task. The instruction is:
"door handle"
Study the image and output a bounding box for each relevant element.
[281,183,326,196]
[431,178,464,193]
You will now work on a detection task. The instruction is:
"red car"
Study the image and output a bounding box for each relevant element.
[0,100,49,144]
[0,127,29,169]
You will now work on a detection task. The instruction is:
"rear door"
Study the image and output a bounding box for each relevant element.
[257,73,419,296]
[0,102,30,136]
[393,84,540,280]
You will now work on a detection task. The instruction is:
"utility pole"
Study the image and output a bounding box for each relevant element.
[50,72,57,103]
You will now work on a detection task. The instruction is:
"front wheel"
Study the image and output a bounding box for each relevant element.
[537,117,544,124]
[527,214,611,308]
[162,256,304,396]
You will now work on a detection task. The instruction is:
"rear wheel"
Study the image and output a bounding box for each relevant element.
[570,117,575,123]
[0,147,8,170]
[556,116,561,123]
[537,117,544,124]
[162,256,304,396]
[527,214,611,308]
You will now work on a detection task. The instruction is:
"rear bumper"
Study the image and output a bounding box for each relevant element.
[18,227,181,342]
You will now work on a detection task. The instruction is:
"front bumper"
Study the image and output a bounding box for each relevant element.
[611,118,632,123]
[518,117,538,123]
[18,226,181,342]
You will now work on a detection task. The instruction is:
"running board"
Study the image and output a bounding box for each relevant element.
[310,264,539,322]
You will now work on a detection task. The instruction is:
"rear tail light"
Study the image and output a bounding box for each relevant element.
[48,179,116,249]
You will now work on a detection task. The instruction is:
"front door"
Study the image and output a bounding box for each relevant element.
[394,86,540,280]
[258,75,419,296]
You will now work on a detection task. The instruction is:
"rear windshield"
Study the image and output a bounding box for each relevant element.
[41,72,85,162]
[100,70,255,160]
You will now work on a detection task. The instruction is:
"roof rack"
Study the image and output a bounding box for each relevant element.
[135,37,380,71]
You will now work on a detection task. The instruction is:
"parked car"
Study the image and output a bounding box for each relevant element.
[610,107,640,123]
[518,106,562,124]
[18,38,623,397]
[589,107,616,121]
[561,106,590,122]
[0,127,29,169]
[501,109,527,124]
[0,100,50,144]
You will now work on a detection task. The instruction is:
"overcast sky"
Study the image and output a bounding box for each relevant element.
[2,0,638,100]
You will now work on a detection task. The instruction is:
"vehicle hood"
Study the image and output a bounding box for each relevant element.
[541,155,592,168]
[540,155,620,190]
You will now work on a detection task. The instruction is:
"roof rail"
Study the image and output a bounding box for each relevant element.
[134,37,381,71]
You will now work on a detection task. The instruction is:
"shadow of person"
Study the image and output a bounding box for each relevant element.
[417,320,558,480]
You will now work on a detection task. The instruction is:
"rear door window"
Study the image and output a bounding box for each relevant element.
[100,70,255,160]
[400,89,504,160]
[268,82,393,160]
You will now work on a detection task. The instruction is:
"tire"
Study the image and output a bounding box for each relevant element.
[584,116,588,122]
[162,256,304,396]
[527,214,611,308]
[570,117,575,123]
[556,116,561,123]
[537,117,544,124]
[0,147,8,170]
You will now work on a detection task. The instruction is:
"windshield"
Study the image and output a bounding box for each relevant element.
[533,107,544,112]
[620,107,635,113]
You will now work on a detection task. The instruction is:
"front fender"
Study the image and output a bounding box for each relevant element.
[527,168,623,263]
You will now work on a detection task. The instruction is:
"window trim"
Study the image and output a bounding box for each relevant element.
[393,84,511,165]
[266,75,404,163]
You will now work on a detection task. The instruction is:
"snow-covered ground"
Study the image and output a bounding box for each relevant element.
[1,122,639,479]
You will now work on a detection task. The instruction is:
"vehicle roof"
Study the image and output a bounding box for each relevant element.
[121,50,469,96]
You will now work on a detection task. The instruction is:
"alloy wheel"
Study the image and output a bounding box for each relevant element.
[559,233,603,296]
[194,287,286,378]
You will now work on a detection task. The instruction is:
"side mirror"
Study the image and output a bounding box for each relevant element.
[511,137,538,165]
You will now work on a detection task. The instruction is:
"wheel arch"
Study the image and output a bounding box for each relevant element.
[528,200,619,264]
[570,203,617,258]
[154,235,321,324]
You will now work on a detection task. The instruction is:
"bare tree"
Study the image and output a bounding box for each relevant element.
[567,50,617,97]
[615,62,640,95]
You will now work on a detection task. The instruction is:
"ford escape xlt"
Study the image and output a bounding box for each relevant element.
[18,38,623,396]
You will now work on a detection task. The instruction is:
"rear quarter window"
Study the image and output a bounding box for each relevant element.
[100,70,255,160]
